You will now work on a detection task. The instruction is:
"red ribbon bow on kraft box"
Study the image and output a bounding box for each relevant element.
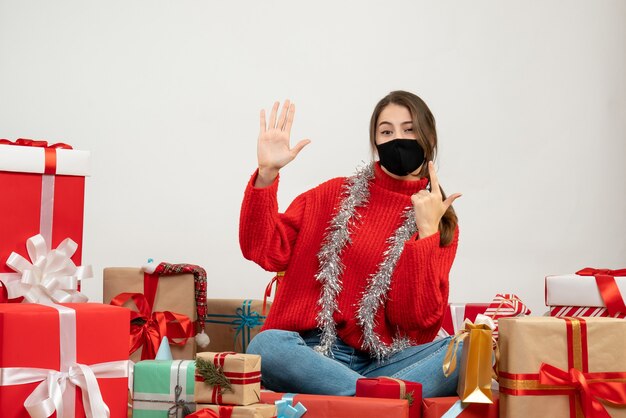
[499,316,626,418]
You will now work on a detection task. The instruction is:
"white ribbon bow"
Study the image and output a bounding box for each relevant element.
[472,314,496,330]
[1,361,130,418]
[3,234,91,304]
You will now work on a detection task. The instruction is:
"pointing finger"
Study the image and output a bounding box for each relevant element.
[428,161,441,195]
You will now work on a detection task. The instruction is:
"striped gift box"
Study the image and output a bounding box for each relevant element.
[483,294,531,339]
[550,306,626,318]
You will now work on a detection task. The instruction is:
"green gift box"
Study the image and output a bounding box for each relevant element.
[132,360,196,418]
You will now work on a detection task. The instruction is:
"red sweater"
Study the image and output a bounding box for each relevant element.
[239,162,459,353]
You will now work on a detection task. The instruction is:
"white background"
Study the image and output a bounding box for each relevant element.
[1,0,624,315]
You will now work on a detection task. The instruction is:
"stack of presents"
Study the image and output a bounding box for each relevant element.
[0,138,625,417]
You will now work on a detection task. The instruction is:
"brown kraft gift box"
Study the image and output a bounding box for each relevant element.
[200,299,270,354]
[195,403,276,418]
[195,352,261,406]
[498,316,626,417]
[103,267,197,361]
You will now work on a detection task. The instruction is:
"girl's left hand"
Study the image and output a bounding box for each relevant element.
[411,161,462,238]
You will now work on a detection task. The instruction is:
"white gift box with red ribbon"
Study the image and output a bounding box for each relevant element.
[0,141,90,176]
[545,269,626,308]
[546,268,626,318]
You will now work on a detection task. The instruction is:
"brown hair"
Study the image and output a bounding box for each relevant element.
[369,90,458,246]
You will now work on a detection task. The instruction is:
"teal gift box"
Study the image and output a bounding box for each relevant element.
[132,360,196,418]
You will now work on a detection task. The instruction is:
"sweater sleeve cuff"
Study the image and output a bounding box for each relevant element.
[247,168,280,192]
[405,231,440,257]
[242,168,281,218]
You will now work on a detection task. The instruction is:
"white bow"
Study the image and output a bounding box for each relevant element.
[1,360,130,418]
[3,234,91,304]
[472,314,496,330]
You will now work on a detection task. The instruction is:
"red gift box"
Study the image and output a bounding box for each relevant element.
[0,303,130,417]
[437,303,489,339]
[355,377,421,418]
[0,139,89,278]
[422,393,499,418]
[260,391,409,418]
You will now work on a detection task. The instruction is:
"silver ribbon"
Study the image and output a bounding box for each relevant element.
[168,361,194,417]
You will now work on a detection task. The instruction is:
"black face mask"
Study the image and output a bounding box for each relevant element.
[376,139,425,176]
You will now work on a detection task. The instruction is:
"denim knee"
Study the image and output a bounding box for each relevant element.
[247,329,297,352]
[247,330,300,364]
[246,329,304,391]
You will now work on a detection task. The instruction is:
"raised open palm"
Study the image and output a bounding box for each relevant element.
[258,100,310,173]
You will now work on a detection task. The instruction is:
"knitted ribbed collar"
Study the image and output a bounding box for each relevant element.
[372,162,429,195]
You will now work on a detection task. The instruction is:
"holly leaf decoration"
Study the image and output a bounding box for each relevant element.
[195,357,233,394]
[404,390,414,406]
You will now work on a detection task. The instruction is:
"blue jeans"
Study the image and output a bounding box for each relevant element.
[246,329,460,397]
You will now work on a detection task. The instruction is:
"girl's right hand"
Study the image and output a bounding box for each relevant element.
[255,100,310,187]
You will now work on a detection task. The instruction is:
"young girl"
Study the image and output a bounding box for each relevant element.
[241,91,461,397]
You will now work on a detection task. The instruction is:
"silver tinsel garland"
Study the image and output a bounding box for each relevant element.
[356,206,416,360]
[314,163,374,357]
[314,162,416,360]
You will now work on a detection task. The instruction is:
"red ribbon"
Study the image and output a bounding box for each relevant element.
[110,292,193,360]
[0,138,72,175]
[143,272,160,311]
[577,268,626,277]
[539,363,626,418]
[0,138,73,149]
[186,408,234,418]
[576,268,626,316]
[500,317,626,418]
[194,372,262,385]
[262,272,283,316]
[187,409,219,418]
[212,352,235,404]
